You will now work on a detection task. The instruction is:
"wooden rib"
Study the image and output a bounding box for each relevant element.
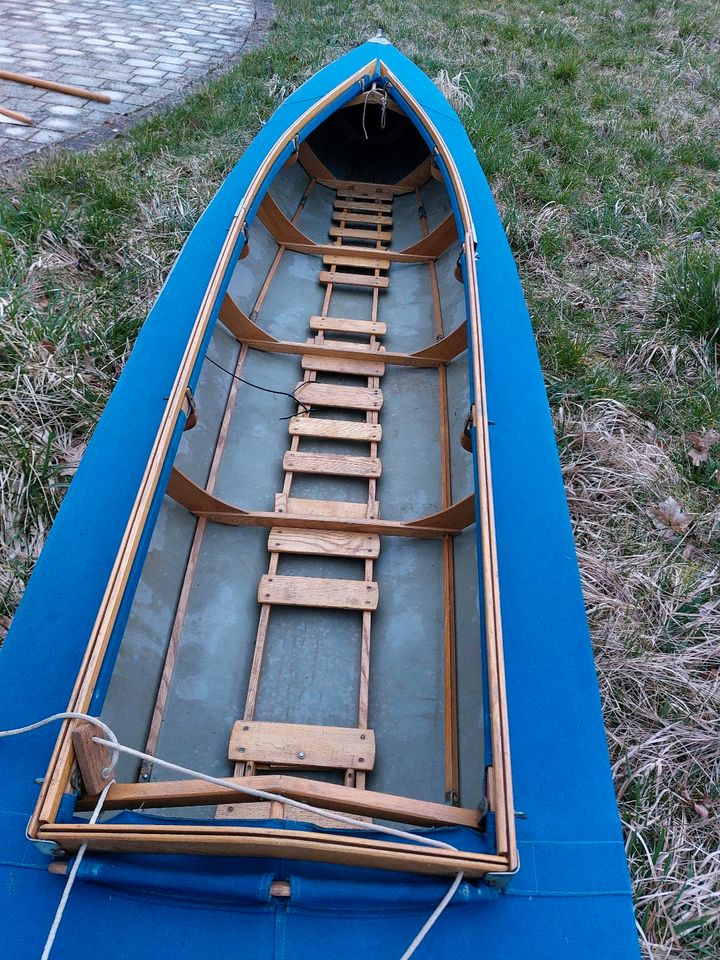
[329,225,392,242]
[79,776,478,829]
[294,382,383,411]
[39,823,507,879]
[322,253,390,271]
[257,192,314,246]
[297,140,335,180]
[300,355,386,377]
[283,451,381,478]
[268,527,380,559]
[309,315,386,336]
[219,296,466,366]
[319,271,389,289]
[258,575,378,611]
[228,723,376,770]
[289,416,381,442]
[401,213,457,258]
[331,211,392,226]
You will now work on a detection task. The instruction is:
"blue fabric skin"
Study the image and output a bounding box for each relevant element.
[0,40,638,959]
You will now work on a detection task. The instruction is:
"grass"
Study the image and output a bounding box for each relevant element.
[0,0,718,956]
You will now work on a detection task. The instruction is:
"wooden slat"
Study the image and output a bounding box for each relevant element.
[334,185,394,199]
[310,316,387,336]
[300,354,385,377]
[275,494,377,519]
[331,211,393,226]
[289,416,382,442]
[329,226,392,242]
[228,722,375,770]
[319,271,389,289]
[283,451,382,478]
[258,575,378,610]
[334,199,392,215]
[294,382,383,411]
[322,253,390,271]
[304,337,383,354]
[268,527,380,559]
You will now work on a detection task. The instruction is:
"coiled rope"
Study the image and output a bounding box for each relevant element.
[0,714,464,959]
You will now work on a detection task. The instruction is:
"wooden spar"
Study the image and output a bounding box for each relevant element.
[417,187,460,804]
[0,70,111,103]
[218,295,467,367]
[381,63,517,869]
[30,58,378,836]
[77,775,479,827]
[0,105,32,125]
[38,822,508,879]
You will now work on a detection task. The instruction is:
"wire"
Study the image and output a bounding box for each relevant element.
[205,355,310,419]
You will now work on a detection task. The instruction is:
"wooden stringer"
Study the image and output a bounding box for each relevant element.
[217,185,394,824]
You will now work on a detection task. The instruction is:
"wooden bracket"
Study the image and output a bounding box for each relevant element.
[71,723,113,796]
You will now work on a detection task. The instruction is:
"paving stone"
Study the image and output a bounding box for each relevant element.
[0,0,257,161]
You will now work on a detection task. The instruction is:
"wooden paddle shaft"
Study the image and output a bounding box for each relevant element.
[0,70,111,104]
[0,105,32,125]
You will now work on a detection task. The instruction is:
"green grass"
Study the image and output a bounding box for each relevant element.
[1,1,719,956]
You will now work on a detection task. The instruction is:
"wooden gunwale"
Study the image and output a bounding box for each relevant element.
[30,59,378,836]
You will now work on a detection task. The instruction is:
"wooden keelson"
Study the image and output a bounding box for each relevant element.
[28,58,517,880]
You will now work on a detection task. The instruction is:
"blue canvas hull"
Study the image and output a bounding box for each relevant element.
[0,39,638,959]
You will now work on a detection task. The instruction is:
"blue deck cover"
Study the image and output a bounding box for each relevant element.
[0,40,639,959]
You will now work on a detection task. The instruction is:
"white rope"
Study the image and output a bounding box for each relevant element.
[40,778,115,960]
[1,714,463,958]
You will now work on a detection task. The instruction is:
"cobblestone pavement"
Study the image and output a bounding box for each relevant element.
[0,0,257,162]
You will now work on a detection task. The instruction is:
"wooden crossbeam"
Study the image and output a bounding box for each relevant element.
[257,575,379,611]
[268,527,380,559]
[283,451,382,478]
[288,416,382,442]
[322,253,391,271]
[334,199,393,214]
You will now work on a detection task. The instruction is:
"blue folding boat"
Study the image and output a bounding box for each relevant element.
[0,38,639,959]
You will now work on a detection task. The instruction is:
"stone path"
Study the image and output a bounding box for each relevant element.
[0,0,257,162]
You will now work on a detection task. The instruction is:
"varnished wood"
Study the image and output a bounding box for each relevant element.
[39,823,508,878]
[258,575,378,611]
[285,242,431,264]
[331,210,392,226]
[300,355,385,377]
[294,382,383,411]
[78,775,481,829]
[333,200,392,215]
[329,225,392,243]
[322,253,390,270]
[0,105,32,125]
[71,724,112,796]
[0,69,111,103]
[268,527,380,559]
[309,315,387,336]
[289,415,382,442]
[257,192,313,246]
[318,270,389,289]
[228,722,375,770]
[283,451,381,478]
[401,213,457,258]
[277,495,373,518]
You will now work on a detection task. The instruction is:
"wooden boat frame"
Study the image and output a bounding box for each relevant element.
[29,59,517,881]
